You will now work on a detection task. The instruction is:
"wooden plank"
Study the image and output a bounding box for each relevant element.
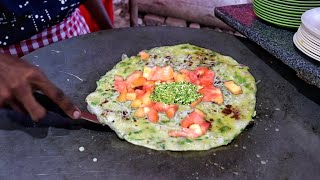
[129,0,139,27]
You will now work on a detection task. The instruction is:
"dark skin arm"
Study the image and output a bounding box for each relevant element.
[84,0,113,30]
[0,53,81,121]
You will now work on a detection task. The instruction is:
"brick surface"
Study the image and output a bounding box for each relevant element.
[114,8,122,16]
[165,17,187,27]
[138,18,144,26]
[189,23,200,29]
[144,14,165,26]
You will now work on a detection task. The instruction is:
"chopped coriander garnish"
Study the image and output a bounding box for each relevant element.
[90,101,99,106]
[220,126,231,133]
[133,130,143,134]
[159,144,166,149]
[150,82,202,105]
[178,141,185,145]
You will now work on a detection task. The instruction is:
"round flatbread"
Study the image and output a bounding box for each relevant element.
[86,44,256,151]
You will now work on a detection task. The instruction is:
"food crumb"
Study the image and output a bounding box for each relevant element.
[234,144,238,147]
[79,146,85,152]
[221,166,225,170]
[256,80,261,84]
[275,108,280,111]
[256,154,261,158]
[232,172,239,175]
[243,146,247,149]
[261,160,267,165]
[275,128,279,132]
[265,128,268,131]
[93,158,97,162]
[214,163,218,166]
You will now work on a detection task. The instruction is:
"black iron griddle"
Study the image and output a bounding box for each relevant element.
[0,27,319,179]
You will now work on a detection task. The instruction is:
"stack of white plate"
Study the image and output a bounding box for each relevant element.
[293,8,320,62]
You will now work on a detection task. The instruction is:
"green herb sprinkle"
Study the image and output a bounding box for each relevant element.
[150,81,202,105]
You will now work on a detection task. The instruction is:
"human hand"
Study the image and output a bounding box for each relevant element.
[0,53,81,121]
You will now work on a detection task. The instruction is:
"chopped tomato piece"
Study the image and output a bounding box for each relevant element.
[131,99,142,108]
[194,67,209,75]
[224,81,242,95]
[134,107,145,117]
[181,109,205,128]
[126,92,136,101]
[169,120,210,139]
[200,122,210,133]
[183,70,199,84]
[115,75,124,81]
[143,80,155,92]
[126,71,143,84]
[114,75,127,93]
[143,66,152,79]
[135,89,145,99]
[199,70,214,87]
[149,66,174,82]
[165,105,178,119]
[168,127,202,139]
[146,66,158,80]
[152,102,169,112]
[180,69,189,80]
[147,109,159,123]
[189,124,203,135]
[190,98,202,108]
[180,67,214,87]
[199,86,224,105]
[173,72,186,82]
[142,91,152,106]
[139,51,150,60]
[180,117,194,128]
[131,77,147,88]
[126,86,135,93]
[116,88,127,102]
[194,109,206,117]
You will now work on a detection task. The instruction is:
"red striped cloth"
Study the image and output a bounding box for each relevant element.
[0,8,90,57]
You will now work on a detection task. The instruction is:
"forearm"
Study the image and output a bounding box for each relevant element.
[84,0,113,29]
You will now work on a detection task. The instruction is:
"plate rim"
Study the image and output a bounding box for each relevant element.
[256,0,315,14]
[254,9,300,28]
[271,0,320,6]
[299,26,320,46]
[293,33,320,61]
[253,3,301,23]
[296,31,320,56]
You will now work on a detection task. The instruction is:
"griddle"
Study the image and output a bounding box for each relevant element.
[0,27,319,179]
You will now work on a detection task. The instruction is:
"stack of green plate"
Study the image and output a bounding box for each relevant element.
[253,0,320,28]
